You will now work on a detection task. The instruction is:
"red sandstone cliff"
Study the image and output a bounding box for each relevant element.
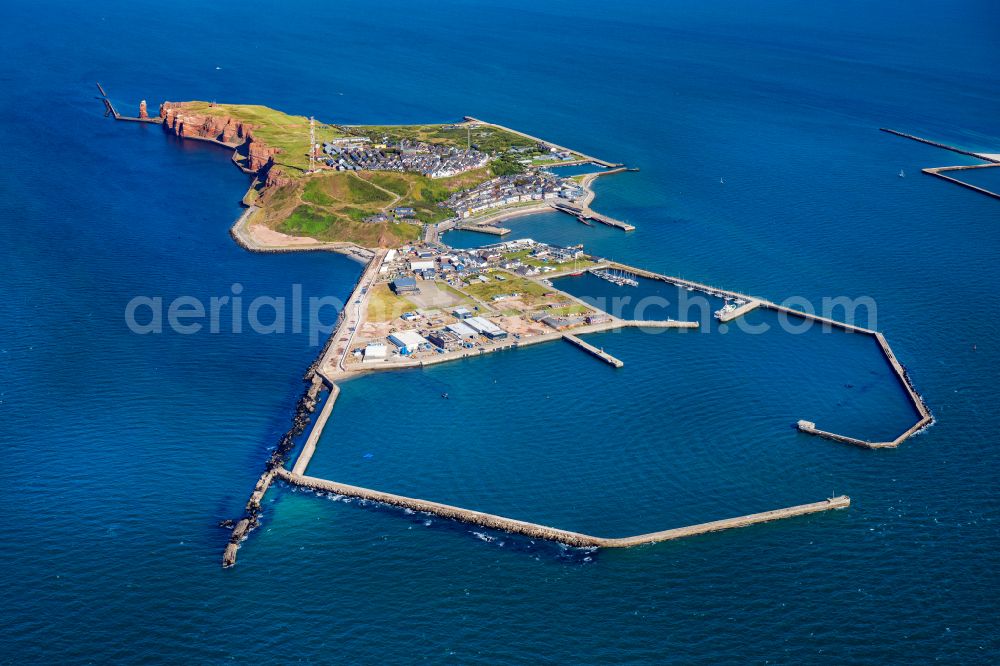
[159,101,285,183]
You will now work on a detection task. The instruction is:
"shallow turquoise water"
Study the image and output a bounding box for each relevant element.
[2,0,999,662]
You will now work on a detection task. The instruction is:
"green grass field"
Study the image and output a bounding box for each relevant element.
[352,123,540,155]
[502,249,596,271]
[463,271,554,306]
[547,304,591,316]
[366,284,417,322]
[356,168,491,224]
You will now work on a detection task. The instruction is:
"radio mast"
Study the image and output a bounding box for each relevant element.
[309,116,316,172]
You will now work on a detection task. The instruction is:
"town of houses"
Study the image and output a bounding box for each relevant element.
[443,173,585,218]
[323,136,488,179]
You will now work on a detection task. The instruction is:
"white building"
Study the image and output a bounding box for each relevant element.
[445,322,478,340]
[464,316,508,340]
[387,330,429,354]
[363,343,387,362]
[409,260,435,271]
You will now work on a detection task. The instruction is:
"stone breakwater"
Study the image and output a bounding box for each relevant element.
[221,366,329,567]
[223,253,378,567]
[276,469,850,549]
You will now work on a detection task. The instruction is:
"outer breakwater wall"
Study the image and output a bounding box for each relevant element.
[882,128,1000,201]
[922,166,1000,201]
[606,261,931,448]
[276,468,849,548]
[222,371,329,567]
[880,128,1000,163]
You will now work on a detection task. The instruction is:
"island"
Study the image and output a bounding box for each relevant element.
[112,95,631,253]
[98,87,932,567]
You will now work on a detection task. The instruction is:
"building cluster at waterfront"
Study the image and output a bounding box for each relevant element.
[349,239,601,365]
[322,137,488,178]
[443,173,585,218]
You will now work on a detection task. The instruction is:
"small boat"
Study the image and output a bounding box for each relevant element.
[441,392,449,399]
[714,300,739,320]
[720,177,725,184]
[899,169,905,178]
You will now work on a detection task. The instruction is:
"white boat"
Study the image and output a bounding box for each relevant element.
[899,169,905,178]
[714,300,739,320]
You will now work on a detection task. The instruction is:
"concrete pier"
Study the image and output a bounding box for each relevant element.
[922,165,1000,201]
[604,261,932,449]
[618,319,699,329]
[291,383,341,476]
[795,332,932,449]
[454,222,511,235]
[881,128,1000,200]
[716,299,762,323]
[563,333,624,367]
[276,468,848,548]
[796,420,890,449]
[551,202,635,231]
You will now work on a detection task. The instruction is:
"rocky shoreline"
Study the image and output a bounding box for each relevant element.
[159,101,291,188]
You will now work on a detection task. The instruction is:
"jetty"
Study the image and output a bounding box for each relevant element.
[795,330,932,449]
[605,260,932,448]
[291,384,341,475]
[551,202,635,231]
[881,128,1000,201]
[454,222,511,235]
[715,299,761,323]
[922,164,1000,201]
[276,468,849,548]
[563,333,624,367]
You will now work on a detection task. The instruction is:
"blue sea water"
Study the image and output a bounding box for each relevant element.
[2,0,999,662]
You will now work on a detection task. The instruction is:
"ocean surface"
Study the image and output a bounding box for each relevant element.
[2,0,998,662]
